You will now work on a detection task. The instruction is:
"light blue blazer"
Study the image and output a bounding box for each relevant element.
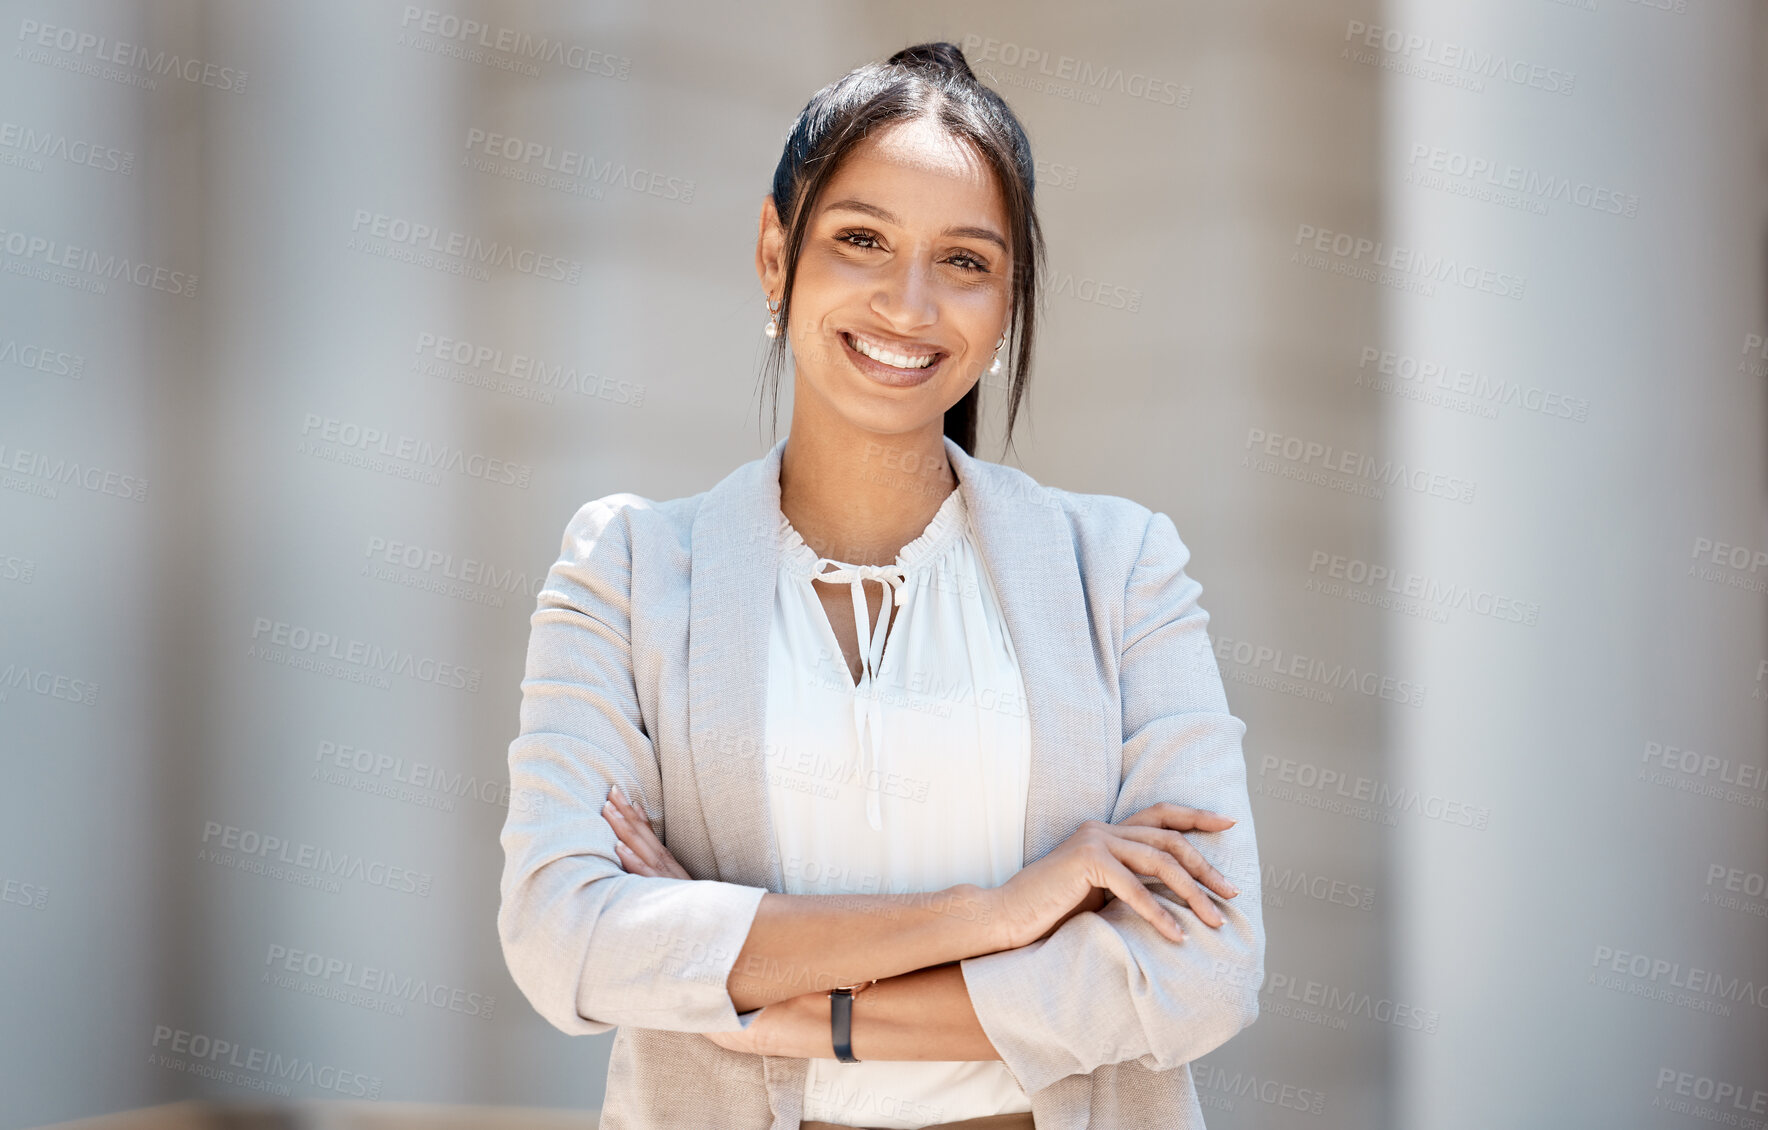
[498,434,1266,1129]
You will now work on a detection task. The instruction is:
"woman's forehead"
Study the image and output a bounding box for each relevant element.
[821,119,1005,222]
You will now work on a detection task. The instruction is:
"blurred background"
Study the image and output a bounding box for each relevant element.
[2,1,1765,1127]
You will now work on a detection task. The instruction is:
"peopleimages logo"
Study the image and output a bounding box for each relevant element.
[1342,20,1576,96]
[0,661,98,707]
[313,737,529,814]
[248,615,483,693]
[398,6,631,79]
[1212,959,1442,1034]
[462,127,695,203]
[1245,426,1477,504]
[1404,144,1638,218]
[1257,755,1491,830]
[1590,945,1768,1012]
[959,33,1188,107]
[16,19,249,92]
[0,438,148,502]
[0,336,85,379]
[263,942,496,1019]
[1651,1069,1768,1121]
[0,120,135,175]
[298,413,532,489]
[363,535,544,600]
[0,225,198,297]
[150,1026,379,1099]
[200,820,434,897]
[413,332,646,407]
[1191,1061,1327,1116]
[1212,632,1427,707]
[1305,550,1541,626]
[1356,346,1590,423]
[1293,223,1526,300]
[348,209,582,284]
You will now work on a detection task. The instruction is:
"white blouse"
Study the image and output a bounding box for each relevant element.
[758,483,1035,1129]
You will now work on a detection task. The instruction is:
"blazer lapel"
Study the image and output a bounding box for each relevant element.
[943,436,1115,860]
[685,434,1113,893]
[686,437,790,889]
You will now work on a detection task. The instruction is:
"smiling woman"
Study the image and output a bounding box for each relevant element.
[757,41,1042,457]
[498,39,1264,1130]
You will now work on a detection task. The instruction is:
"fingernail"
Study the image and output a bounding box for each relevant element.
[609,784,623,801]
[603,801,624,821]
[1225,883,1240,897]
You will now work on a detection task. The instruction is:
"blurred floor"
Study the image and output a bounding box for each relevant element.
[28,1102,599,1130]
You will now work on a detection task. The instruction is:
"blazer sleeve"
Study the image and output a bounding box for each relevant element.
[959,509,1266,1095]
[497,495,767,1036]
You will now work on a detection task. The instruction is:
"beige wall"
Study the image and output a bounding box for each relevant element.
[0,2,1761,1127]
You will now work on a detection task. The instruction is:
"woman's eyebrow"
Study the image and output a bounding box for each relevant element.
[822,198,1008,252]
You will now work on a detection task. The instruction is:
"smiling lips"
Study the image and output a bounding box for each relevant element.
[843,330,943,371]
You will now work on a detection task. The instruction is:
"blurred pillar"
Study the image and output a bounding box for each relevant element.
[1380,3,1768,1126]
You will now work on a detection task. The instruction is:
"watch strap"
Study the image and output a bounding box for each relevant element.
[829,987,859,1063]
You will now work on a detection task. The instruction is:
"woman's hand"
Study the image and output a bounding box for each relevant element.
[1033,884,1112,943]
[702,1011,773,1055]
[701,993,824,1058]
[992,803,1241,949]
[601,783,691,880]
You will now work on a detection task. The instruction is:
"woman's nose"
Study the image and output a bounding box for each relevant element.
[870,256,938,331]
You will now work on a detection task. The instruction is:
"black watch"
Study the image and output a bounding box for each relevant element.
[828,980,875,1063]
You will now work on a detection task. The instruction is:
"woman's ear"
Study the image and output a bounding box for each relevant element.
[755,194,787,297]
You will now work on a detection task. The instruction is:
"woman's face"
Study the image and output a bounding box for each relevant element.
[757,115,1013,442]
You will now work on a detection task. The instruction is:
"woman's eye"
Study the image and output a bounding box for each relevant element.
[832,231,989,273]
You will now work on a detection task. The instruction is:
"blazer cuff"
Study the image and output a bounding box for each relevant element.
[959,934,1075,1096]
[959,901,1258,1096]
[572,877,768,1031]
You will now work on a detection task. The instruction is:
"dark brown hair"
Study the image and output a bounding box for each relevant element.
[760,41,1045,457]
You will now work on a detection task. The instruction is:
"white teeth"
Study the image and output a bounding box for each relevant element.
[848,333,936,370]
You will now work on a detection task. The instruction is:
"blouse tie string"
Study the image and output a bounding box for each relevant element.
[810,558,910,832]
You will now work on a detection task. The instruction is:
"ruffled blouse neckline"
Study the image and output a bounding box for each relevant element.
[777,485,967,578]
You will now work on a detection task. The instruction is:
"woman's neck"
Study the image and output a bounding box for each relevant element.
[778,412,958,567]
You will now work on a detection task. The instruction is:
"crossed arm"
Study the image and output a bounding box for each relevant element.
[601,780,1022,1061]
[736,962,997,1061]
[498,499,1264,1095]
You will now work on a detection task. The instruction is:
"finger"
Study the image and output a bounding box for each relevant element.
[1126,803,1238,832]
[1110,824,1240,900]
[602,790,659,863]
[606,799,671,874]
[1121,802,1238,833]
[1155,828,1239,902]
[613,840,656,877]
[1109,838,1225,929]
[1090,854,1185,943]
[655,850,692,881]
[608,786,692,880]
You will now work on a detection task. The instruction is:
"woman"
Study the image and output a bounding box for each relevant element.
[498,42,1265,1130]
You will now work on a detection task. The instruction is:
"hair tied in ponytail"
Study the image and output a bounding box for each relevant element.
[885,41,977,82]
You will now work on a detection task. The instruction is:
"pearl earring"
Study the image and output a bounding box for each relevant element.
[988,335,1007,376]
[764,297,781,339]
